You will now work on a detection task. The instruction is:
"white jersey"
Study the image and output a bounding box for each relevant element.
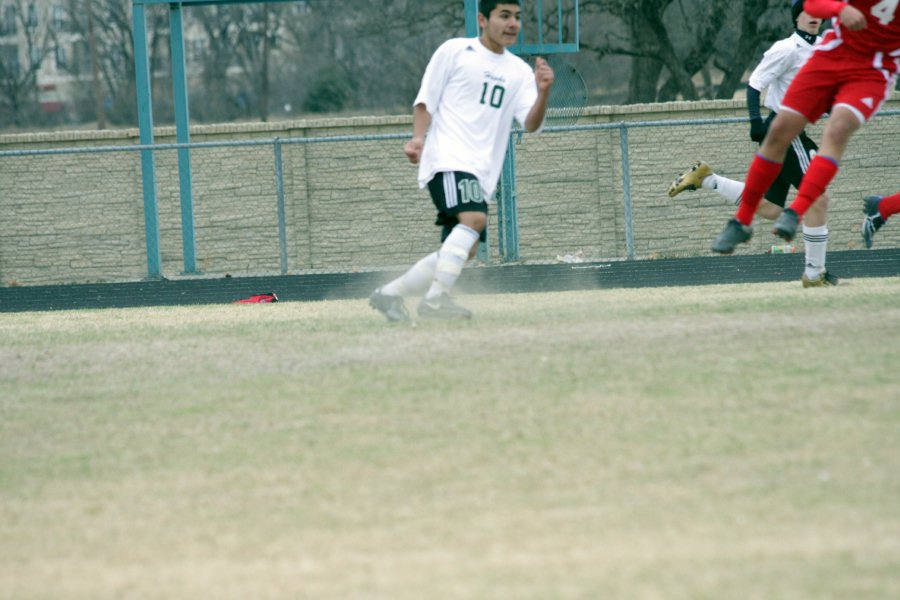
[414,37,539,200]
[749,31,820,112]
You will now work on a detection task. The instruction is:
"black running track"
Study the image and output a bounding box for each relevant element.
[1,249,898,313]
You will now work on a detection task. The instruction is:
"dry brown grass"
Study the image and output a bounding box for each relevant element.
[2,279,899,599]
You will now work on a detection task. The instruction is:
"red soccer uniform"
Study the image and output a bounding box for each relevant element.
[781,0,900,123]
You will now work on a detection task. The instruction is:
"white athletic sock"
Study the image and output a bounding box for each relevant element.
[424,224,480,300]
[702,173,743,205]
[381,252,438,297]
[803,224,828,279]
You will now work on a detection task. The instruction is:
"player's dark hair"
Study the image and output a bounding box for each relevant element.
[479,0,521,20]
[791,0,804,23]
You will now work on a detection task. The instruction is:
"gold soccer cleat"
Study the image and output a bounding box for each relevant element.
[801,271,839,288]
[668,161,712,197]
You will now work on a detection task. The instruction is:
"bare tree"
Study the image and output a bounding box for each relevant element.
[61,0,170,125]
[5,0,807,131]
[580,0,790,103]
[189,5,239,122]
[230,3,285,121]
[0,0,54,126]
[191,3,282,122]
[709,0,789,99]
[275,0,462,115]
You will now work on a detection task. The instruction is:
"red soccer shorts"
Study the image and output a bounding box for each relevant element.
[780,47,899,124]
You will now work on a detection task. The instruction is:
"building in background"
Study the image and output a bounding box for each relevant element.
[0,0,89,120]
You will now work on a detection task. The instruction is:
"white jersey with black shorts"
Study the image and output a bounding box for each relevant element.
[414,37,539,202]
[748,31,821,206]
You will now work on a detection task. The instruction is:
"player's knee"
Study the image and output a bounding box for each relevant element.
[765,114,805,151]
[823,112,860,146]
[766,125,797,151]
[458,211,487,233]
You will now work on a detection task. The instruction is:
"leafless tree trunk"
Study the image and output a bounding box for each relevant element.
[86,0,105,128]
[580,0,791,103]
[0,0,54,126]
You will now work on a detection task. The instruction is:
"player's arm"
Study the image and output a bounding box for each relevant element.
[523,57,554,132]
[405,41,454,163]
[802,0,867,30]
[404,103,431,164]
[746,85,767,142]
[746,42,787,142]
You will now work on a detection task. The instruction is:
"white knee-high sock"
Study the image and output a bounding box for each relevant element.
[803,224,828,279]
[381,252,438,297]
[425,224,480,299]
[702,173,744,205]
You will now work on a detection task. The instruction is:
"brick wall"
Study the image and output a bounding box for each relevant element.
[2,100,899,286]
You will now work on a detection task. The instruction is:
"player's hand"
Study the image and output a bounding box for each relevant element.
[839,5,867,30]
[749,118,767,143]
[404,137,424,164]
[534,57,554,93]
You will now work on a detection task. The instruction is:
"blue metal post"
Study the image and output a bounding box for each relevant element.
[132,1,162,278]
[274,138,288,275]
[464,0,479,36]
[169,2,197,273]
[499,135,519,261]
[536,0,543,47]
[466,0,490,260]
[495,187,505,257]
[619,124,636,260]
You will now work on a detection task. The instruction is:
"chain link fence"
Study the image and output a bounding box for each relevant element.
[2,111,899,286]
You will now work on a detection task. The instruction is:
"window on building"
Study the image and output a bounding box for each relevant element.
[73,39,90,74]
[55,44,68,71]
[1,4,17,36]
[52,5,67,31]
[26,2,36,28]
[0,42,19,77]
[29,44,42,69]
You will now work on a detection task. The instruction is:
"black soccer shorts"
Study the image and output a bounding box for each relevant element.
[427,171,488,243]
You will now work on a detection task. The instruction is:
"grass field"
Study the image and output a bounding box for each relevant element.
[2,278,900,600]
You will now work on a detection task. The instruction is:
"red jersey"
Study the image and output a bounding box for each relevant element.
[805,0,900,56]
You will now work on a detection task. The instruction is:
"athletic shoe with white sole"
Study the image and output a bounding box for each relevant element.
[711,218,753,254]
[801,271,839,288]
[861,195,884,249]
[772,208,799,242]
[369,288,410,322]
[667,161,712,197]
[417,293,472,320]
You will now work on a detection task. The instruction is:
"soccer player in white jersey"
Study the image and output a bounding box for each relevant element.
[369,0,554,321]
[668,0,838,287]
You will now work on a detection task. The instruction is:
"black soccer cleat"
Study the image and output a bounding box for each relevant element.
[711,218,753,254]
[772,208,799,242]
[417,293,472,320]
[861,195,885,249]
[369,288,410,322]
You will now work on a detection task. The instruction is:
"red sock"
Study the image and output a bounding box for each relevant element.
[735,154,783,225]
[878,192,900,220]
[788,155,839,217]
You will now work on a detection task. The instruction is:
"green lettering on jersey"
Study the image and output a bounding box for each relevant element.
[479,82,505,109]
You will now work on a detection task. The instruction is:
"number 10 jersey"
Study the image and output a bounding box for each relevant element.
[414,37,539,201]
